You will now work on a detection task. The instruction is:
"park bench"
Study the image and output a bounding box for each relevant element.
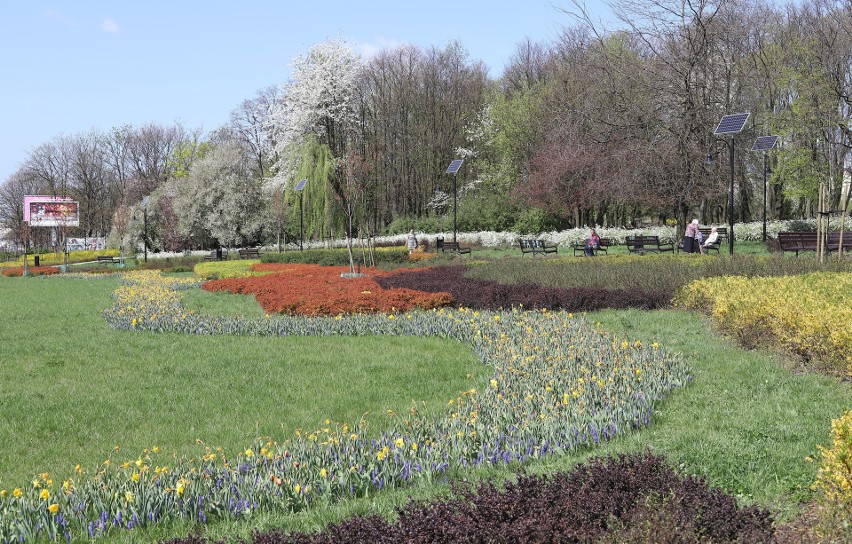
[573,238,611,256]
[676,227,726,254]
[520,239,558,255]
[97,255,119,264]
[779,231,852,256]
[204,249,228,261]
[778,232,819,256]
[238,248,262,259]
[626,235,674,255]
[436,238,471,255]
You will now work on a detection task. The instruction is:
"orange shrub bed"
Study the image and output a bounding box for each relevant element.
[2,266,60,277]
[202,263,452,316]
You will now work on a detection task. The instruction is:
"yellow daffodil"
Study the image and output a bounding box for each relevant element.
[48,503,59,514]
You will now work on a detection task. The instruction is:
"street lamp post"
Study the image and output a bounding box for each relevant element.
[710,113,751,256]
[140,196,150,263]
[294,179,307,251]
[751,136,779,243]
[445,159,464,243]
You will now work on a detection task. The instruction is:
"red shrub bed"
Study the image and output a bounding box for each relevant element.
[2,266,60,277]
[203,264,452,316]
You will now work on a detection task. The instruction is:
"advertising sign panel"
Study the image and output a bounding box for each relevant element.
[23,195,80,227]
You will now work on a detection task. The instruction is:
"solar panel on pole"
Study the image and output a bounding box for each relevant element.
[295,179,307,191]
[751,135,779,152]
[446,159,464,174]
[714,113,750,135]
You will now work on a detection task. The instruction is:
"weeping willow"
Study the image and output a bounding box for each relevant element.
[286,138,344,242]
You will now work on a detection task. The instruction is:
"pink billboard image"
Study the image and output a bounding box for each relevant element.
[24,195,80,227]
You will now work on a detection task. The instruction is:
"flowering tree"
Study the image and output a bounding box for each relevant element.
[173,142,268,248]
[269,38,361,186]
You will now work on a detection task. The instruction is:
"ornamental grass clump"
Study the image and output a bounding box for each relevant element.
[0,270,690,541]
[674,272,852,376]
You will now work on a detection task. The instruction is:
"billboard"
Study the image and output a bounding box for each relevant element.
[24,195,80,227]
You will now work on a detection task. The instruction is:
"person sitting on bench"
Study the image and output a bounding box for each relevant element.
[701,226,719,254]
[584,229,601,256]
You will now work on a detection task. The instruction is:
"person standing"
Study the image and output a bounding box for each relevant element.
[683,219,699,253]
[407,229,418,254]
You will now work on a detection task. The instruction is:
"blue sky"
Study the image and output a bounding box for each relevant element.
[0,1,612,183]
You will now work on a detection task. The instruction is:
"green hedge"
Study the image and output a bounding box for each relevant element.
[261,247,410,266]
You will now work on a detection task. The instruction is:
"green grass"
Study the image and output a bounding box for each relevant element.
[533,309,851,519]
[0,276,483,488]
[98,307,850,543]
[1,266,850,542]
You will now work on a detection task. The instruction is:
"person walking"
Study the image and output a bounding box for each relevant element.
[683,219,699,253]
[407,229,418,254]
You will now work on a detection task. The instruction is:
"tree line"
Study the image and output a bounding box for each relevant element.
[1,0,850,252]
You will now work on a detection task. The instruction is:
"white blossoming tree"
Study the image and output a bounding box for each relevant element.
[172,142,268,249]
[269,38,361,186]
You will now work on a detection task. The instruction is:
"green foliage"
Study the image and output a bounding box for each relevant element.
[384,215,452,236]
[287,139,341,241]
[511,207,562,234]
[261,247,410,266]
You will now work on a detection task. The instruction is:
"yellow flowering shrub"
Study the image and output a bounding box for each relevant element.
[812,410,852,542]
[194,259,266,280]
[0,249,120,269]
[674,272,852,376]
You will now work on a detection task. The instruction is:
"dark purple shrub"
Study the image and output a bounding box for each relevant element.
[163,452,775,544]
[377,266,669,311]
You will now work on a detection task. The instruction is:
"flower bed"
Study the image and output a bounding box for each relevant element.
[674,272,852,376]
[203,264,452,315]
[0,249,119,270]
[164,451,774,544]
[377,265,670,311]
[0,271,690,542]
[194,259,265,280]
[2,266,60,277]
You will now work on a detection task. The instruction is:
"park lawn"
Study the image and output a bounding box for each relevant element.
[0,266,849,542]
[115,307,851,544]
[0,275,484,487]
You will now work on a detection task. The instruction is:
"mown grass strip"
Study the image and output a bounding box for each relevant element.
[0,276,482,487]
